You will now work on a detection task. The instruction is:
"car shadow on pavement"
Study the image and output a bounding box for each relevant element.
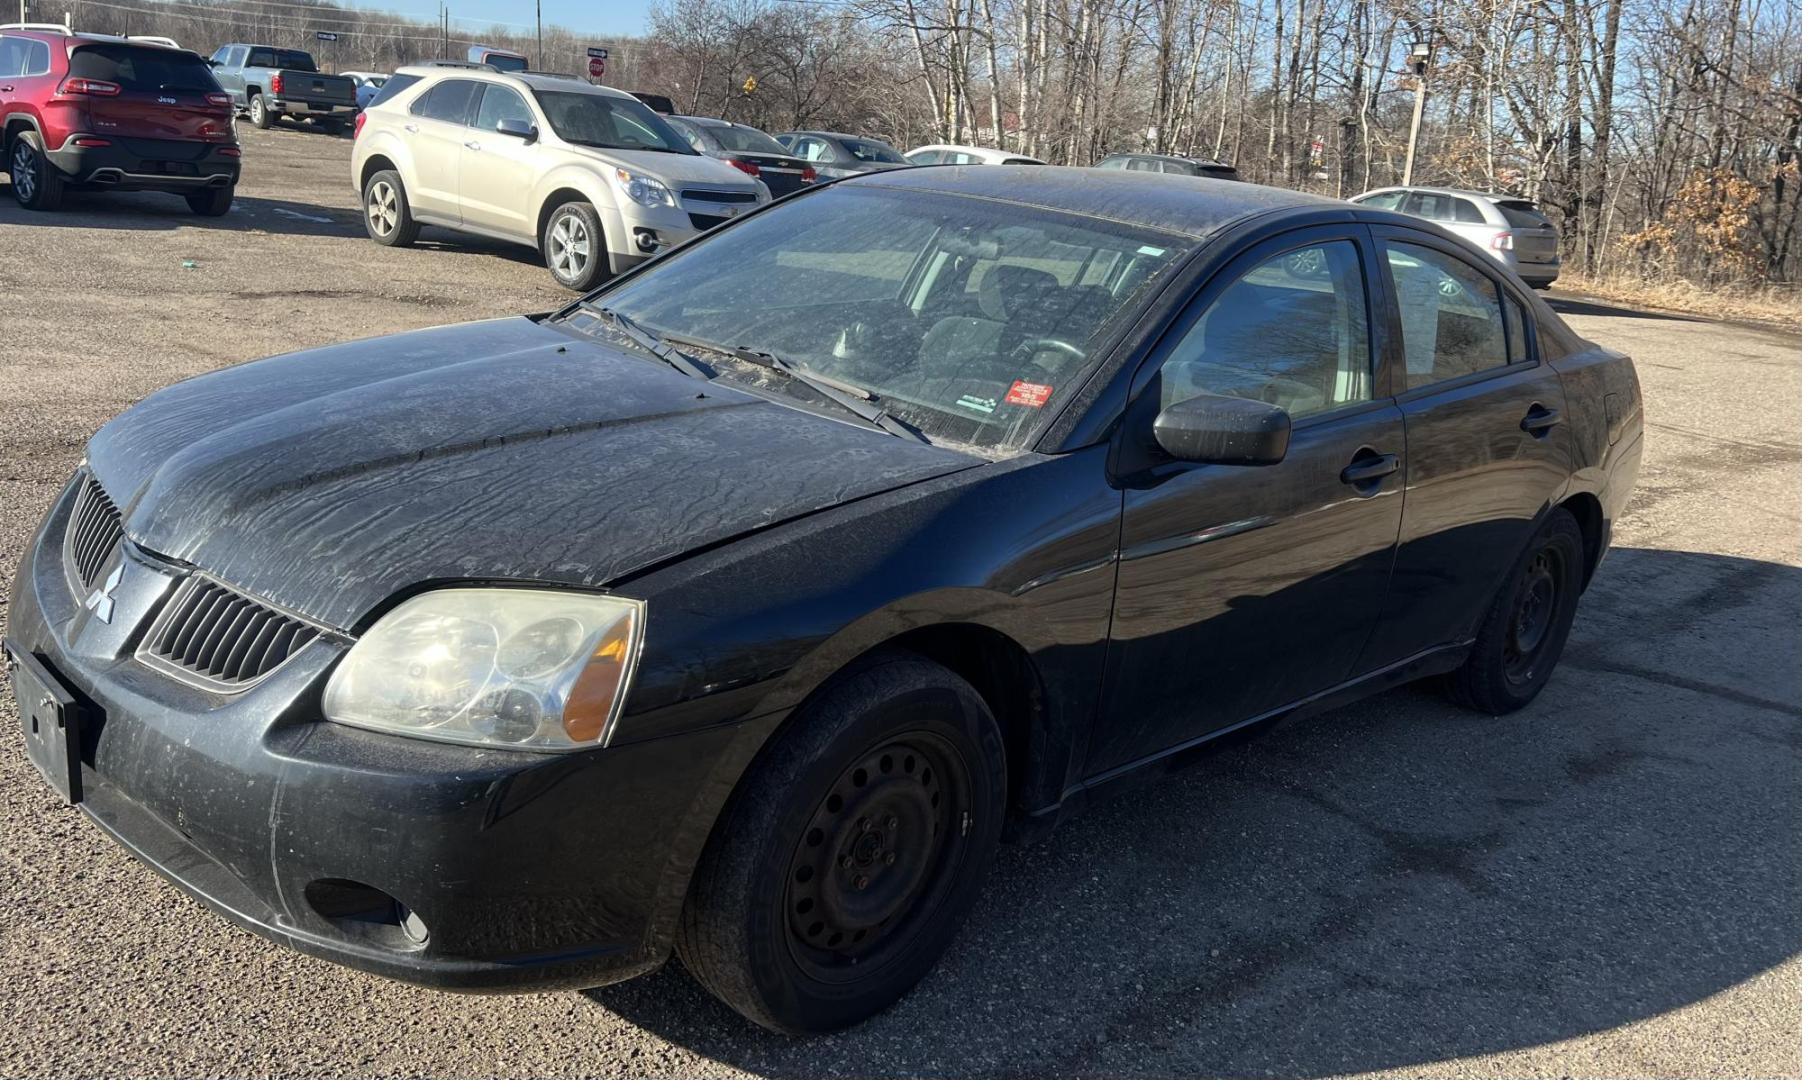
[586,546,1802,1078]
[0,182,366,238]
[1544,294,1701,323]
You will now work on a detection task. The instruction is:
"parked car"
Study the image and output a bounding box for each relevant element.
[466,44,527,72]
[905,142,1044,165]
[352,65,765,290]
[627,90,675,114]
[7,165,1642,1035]
[1351,186,1561,288]
[775,129,909,177]
[0,27,239,214]
[125,34,180,49]
[1096,152,1240,180]
[665,114,815,197]
[207,44,358,132]
[343,70,389,110]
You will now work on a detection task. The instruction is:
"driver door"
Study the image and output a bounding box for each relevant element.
[1086,225,1406,775]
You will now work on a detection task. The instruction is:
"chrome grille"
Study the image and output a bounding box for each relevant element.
[65,474,125,589]
[137,576,321,691]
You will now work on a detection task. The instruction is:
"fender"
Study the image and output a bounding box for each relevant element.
[1,110,44,153]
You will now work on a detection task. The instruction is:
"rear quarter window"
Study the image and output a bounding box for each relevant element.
[367,72,422,109]
[69,45,219,91]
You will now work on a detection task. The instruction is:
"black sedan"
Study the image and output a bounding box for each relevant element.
[6,167,1642,1035]
[664,114,818,197]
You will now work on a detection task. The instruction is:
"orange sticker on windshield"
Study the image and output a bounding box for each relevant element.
[1005,380,1054,408]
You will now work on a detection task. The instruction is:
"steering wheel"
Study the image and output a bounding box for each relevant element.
[1008,337,1086,366]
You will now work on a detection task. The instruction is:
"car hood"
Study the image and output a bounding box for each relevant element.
[86,317,980,630]
[565,144,761,190]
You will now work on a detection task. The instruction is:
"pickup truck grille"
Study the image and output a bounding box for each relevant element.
[138,576,321,691]
[64,474,124,590]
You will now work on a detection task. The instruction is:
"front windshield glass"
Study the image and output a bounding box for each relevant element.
[533,90,696,154]
[570,186,1193,454]
[841,137,906,163]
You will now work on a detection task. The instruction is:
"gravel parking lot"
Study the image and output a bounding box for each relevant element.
[2,125,1798,1079]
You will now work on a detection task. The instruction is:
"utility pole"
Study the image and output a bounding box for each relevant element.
[536,0,543,68]
[1402,40,1432,185]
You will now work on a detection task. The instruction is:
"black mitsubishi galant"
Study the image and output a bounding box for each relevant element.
[6,167,1642,1033]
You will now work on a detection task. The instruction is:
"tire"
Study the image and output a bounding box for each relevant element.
[1446,506,1585,714]
[186,185,234,217]
[8,130,65,211]
[361,170,419,247]
[676,652,1007,1034]
[540,200,610,292]
[248,94,271,129]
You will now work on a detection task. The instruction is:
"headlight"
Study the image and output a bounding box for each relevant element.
[614,167,674,208]
[322,589,644,751]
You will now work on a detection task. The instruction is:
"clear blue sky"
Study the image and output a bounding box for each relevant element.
[356,0,654,39]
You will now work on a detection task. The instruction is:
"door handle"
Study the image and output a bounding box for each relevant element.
[463,140,481,151]
[403,123,419,134]
[0,86,13,93]
[1340,452,1400,486]
[1520,404,1562,436]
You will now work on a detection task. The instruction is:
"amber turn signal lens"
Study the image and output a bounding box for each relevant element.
[563,620,636,743]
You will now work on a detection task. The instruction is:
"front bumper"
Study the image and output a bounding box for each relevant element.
[48,135,239,192]
[7,475,773,992]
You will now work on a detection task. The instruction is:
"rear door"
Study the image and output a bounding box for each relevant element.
[67,43,231,148]
[403,77,480,221]
[1087,226,1406,774]
[457,82,538,237]
[0,35,52,135]
[1354,225,1573,670]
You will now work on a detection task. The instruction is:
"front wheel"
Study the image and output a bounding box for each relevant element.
[1446,507,1585,713]
[676,653,1007,1033]
[248,94,271,129]
[186,185,234,217]
[540,201,610,292]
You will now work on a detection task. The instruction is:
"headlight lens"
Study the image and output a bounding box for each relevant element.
[614,167,674,208]
[322,589,644,751]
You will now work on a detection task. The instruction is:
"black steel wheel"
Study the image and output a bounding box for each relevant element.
[677,652,1006,1033]
[1448,506,1585,713]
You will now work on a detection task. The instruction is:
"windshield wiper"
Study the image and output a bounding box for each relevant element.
[669,337,929,444]
[582,305,712,382]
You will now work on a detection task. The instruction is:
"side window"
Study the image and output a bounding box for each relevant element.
[1504,294,1529,363]
[1126,157,1157,172]
[0,37,24,79]
[411,79,479,125]
[365,72,420,110]
[1096,156,1127,170]
[910,149,941,164]
[797,138,832,162]
[230,47,249,67]
[1356,191,1406,211]
[23,39,48,75]
[473,84,533,131]
[1384,242,1509,389]
[1451,198,1485,224]
[247,49,276,68]
[1405,192,1451,220]
[665,118,707,152]
[1159,240,1373,420]
[208,46,230,64]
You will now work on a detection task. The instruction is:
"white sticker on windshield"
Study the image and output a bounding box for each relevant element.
[1137,245,1167,256]
[955,394,997,415]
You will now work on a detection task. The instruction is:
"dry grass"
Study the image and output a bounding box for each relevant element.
[1559,272,1802,331]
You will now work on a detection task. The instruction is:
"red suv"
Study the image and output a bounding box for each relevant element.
[0,28,240,214]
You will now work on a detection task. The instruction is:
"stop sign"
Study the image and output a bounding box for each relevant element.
[588,56,606,78]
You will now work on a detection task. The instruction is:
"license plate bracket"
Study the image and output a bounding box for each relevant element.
[6,643,83,804]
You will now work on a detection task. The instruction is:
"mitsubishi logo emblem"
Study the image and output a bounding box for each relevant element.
[85,563,125,624]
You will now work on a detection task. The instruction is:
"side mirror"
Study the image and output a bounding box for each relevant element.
[496,118,537,142]
[1152,393,1291,465]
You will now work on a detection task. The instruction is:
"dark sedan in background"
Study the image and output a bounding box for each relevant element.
[6,167,1640,1035]
[664,114,817,197]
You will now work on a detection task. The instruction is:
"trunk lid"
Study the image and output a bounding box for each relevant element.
[1495,200,1560,263]
[276,69,356,107]
[67,42,233,144]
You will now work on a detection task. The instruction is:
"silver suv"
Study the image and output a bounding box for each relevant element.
[352,66,767,290]
[1350,186,1560,288]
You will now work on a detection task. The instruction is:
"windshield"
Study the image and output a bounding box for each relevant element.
[533,90,695,154]
[71,44,221,91]
[841,137,905,164]
[711,124,787,155]
[566,186,1192,454]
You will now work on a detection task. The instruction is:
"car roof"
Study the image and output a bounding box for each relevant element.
[1359,185,1535,204]
[673,115,741,129]
[393,65,637,100]
[848,164,1339,238]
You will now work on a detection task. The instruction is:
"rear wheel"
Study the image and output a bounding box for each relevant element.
[1447,507,1584,713]
[540,201,610,292]
[362,170,419,247]
[676,652,1006,1033]
[9,131,65,211]
[248,94,271,129]
[186,185,234,217]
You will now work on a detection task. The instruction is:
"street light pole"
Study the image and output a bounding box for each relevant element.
[1402,40,1432,186]
[536,0,543,68]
